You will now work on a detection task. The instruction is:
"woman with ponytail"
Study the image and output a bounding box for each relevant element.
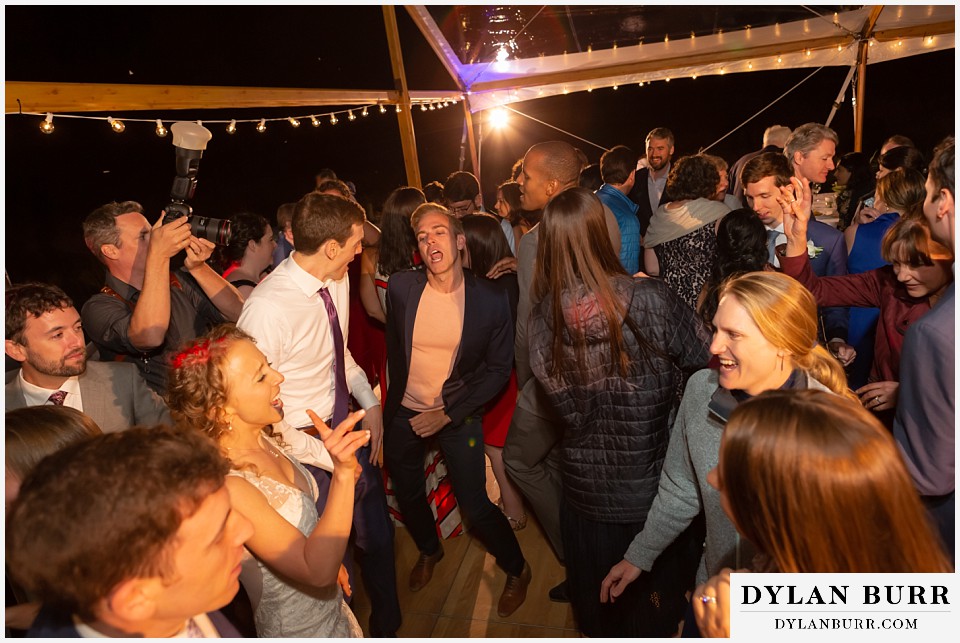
[601,272,854,619]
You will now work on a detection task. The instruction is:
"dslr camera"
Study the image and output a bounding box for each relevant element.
[162,122,232,245]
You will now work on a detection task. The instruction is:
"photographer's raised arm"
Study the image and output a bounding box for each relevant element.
[183,236,245,321]
[126,215,191,350]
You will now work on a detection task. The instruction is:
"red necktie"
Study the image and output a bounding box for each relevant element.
[48,390,67,406]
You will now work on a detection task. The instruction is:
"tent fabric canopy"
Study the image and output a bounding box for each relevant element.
[408,5,954,113]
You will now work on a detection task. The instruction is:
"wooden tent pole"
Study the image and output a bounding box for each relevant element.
[854,6,886,152]
[462,101,479,175]
[383,5,421,188]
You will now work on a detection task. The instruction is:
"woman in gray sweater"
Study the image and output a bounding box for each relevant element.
[600,272,854,602]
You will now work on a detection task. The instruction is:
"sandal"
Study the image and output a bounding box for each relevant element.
[506,513,528,531]
[496,498,527,530]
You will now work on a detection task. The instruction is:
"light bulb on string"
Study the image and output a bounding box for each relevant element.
[256,119,267,133]
[107,117,125,133]
[155,119,168,137]
[421,104,427,112]
[288,117,300,127]
[311,116,320,127]
[395,104,402,113]
[348,110,356,121]
[428,103,436,110]
[379,103,387,114]
[227,120,237,134]
[362,106,369,117]
[330,113,338,125]
[40,113,55,134]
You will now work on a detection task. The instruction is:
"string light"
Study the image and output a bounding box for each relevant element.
[330,113,338,124]
[256,119,266,133]
[379,103,387,114]
[348,109,356,120]
[747,62,753,69]
[107,117,125,133]
[587,87,593,92]
[805,49,812,56]
[927,36,934,44]
[361,106,369,117]
[155,119,168,137]
[395,104,402,113]
[612,84,618,90]
[288,117,300,127]
[665,77,670,82]
[227,119,237,134]
[310,116,320,127]
[40,112,54,134]
[719,68,726,75]
[838,44,843,52]
[420,104,427,112]
[428,103,436,110]
[692,74,697,80]
[777,54,783,63]
[897,39,903,46]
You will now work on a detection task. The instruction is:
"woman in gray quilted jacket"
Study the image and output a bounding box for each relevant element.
[527,187,712,637]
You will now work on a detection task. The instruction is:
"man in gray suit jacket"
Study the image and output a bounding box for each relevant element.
[6,283,170,432]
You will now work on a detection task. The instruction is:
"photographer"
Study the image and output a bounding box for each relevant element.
[81,201,244,395]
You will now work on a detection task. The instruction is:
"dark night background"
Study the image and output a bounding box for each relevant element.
[4,5,955,310]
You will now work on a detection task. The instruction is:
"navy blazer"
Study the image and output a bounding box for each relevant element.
[384,269,513,427]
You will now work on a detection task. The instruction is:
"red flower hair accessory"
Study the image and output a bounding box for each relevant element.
[172,339,212,369]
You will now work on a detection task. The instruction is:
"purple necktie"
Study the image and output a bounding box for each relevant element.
[318,287,349,427]
[48,390,67,406]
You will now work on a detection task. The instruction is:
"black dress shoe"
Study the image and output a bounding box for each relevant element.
[549,579,570,602]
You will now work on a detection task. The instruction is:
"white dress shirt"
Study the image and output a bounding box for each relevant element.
[237,253,379,431]
[19,371,83,411]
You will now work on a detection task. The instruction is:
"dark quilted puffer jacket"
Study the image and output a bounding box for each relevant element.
[528,275,710,523]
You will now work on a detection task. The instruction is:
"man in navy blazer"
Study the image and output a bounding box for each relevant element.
[742,153,853,359]
[5,283,170,431]
[383,204,531,617]
[628,127,674,237]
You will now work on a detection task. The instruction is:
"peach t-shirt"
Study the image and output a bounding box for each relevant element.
[402,279,466,412]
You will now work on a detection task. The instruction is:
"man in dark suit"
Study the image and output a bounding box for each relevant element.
[628,127,674,274]
[7,426,251,637]
[383,204,531,617]
[5,283,171,431]
[741,153,853,361]
[628,127,674,239]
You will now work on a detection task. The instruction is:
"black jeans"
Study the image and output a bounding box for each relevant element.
[385,406,525,577]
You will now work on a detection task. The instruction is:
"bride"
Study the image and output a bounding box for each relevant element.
[167,323,369,637]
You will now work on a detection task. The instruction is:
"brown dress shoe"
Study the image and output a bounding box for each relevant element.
[497,561,532,617]
[409,546,444,592]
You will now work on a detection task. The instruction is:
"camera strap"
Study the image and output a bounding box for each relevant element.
[98,273,183,367]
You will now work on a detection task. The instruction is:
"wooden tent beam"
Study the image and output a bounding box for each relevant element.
[854,6,886,152]
[873,20,954,41]
[471,34,865,94]
[383,5,421,188]
[5,82,400,114]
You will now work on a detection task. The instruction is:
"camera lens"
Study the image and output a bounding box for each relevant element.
[191,217,232,246]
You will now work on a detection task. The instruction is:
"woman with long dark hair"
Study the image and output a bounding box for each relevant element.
[693,389,952,636]
[358,187,425,324]
[697,208,771,327]
[461,214,525,530]
[528,187,711,637]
